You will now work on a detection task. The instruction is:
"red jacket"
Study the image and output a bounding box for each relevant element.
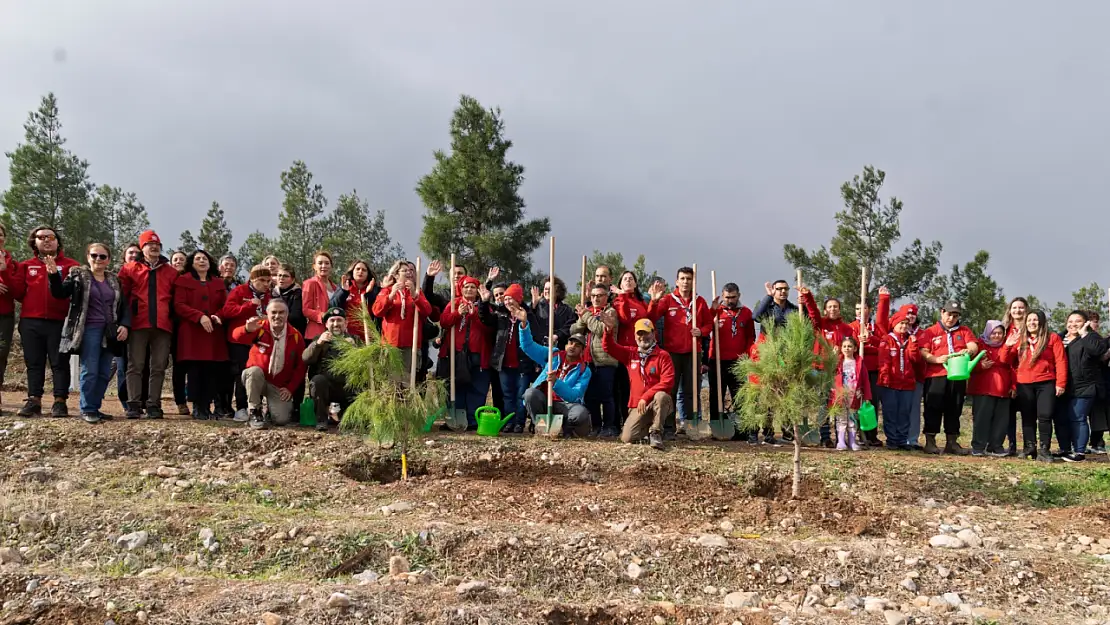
[967,343,1015,397]
[371,287,433,349]
[173,273,229,362]
[877,332,920,391]
[0,251,17,315]
[602,331,675,408]
[613,292,650,347]
[301,276,337,340]
[708,305,755,361]
[220,284,272,341]
[919,322,979,379]
[439,297,491,369]
[647,290,712,354]
[830,354,872,411]
[10,253,80,320]
[801,291,851,368]
[230,320,307,392]
[849,317,881,373]
[118,257,177,332]
[1000,333,1068,388]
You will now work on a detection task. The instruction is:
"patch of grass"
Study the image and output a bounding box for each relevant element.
[918,463,1110,508]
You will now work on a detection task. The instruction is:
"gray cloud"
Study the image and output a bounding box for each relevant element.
[2,1,1109,310]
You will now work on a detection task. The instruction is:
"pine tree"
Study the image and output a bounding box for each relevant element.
[324,190,404,276]
[197,201,233,259]
[417,94,550,278]
[178,230,199,254]
[237,231,275,276]
[276,161,328,280]
[90,185,150,255]
[1,93,94,259]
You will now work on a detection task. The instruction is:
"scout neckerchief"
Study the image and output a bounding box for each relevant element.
[249,284,267,317]
[940,321,962,355]
[637,343,658,384]
[721,305,740,336]
[887,331,911,375]
[672,289,694,326]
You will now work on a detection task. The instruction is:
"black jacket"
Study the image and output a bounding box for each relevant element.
[479,299,520,371]
[1063,331,1110,398]
[49,268,131,356]
[278,284,308,336]
[329,283,383,333]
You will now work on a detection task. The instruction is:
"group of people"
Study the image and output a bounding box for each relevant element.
[0,223,1104,461]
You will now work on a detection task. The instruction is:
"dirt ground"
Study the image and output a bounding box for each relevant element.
[0,396,1108,625]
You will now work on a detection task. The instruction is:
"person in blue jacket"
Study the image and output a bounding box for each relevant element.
[511,304,593,436]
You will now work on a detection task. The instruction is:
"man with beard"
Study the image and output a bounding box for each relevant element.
[602,314,675,451]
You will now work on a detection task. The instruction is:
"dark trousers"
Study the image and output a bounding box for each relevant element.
[923,376,966,436]
[1053,396,1074,453]
[970,394,1010,453]
[1006,399,1020,451]
[172,358,188,405]
[614,363,631,425]
[707,359,739,420]
[185,361,218,415]
[1017,381,1056,450]
[309,374,350,424]
[0,313,14,390]
[19,318,68,398]
[668,351,695,429]
[126,328,171,410]
[490,368,505,414]
[585,364,618,430]
[226,343,250,412]
[116,352,150,410]
[880,386,915,446]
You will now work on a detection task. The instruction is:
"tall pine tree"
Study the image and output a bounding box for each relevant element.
[276,161,328,280]
[324,190,404,275]
[417,94,550,278]
[90,184,150,255]
[198,201,233,259]
[237,231,276,277]
[1,93,94,259]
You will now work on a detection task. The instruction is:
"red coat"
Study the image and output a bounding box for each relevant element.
[830,355,872,411]
[301,276,336,340]
[10,253,80,320]
[220,284,272,341]
[118,257,178,332]
[967,343,1015,397]
[708,305,755,361]
[877,332,920,391]
[647,290,712,354]
[439,297,491,369]
[919,323,979,379]
[801,291,851,368]
[613,292,650,347]
[371,287,433,348]
[602,331,675,407]
[173,273,229,362]
[0,251,17,315]
[230,320,307,392]
[849,318,881,373]
[1000,333,1068,388]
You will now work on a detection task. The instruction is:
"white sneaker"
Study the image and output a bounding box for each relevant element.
[233,409,249,423]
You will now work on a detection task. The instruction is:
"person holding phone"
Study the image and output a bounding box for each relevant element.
[329,259,380,340]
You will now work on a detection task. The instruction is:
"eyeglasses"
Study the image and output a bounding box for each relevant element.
[89,253,108,261]
[277,273,291,279]
[35,234,57,241]
[774,287,789,291]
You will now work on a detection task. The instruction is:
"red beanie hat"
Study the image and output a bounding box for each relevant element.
[890,309,909,327]
[503,283,524,304]
[457,276,480,293]
[901,303,918,317]
[139,230,161,249]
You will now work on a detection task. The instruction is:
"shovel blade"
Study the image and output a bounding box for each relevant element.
[685,413,711,441]
[544,413,564,438]
[709,417,735,441]
[446,404,468,432]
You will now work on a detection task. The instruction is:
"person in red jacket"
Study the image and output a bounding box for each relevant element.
[601,316,674,450]
[918,300,980,455]
[968,320,1014,457]
[646,267,711,437]
[799,288,852,447]
[439,276,491,429]
[173,250,228,420]
[8,226,79,417]
[0,224,17,413]
[1000,309,1067,462]
[830,336,872,451]
[117,230,178,419]
[850,298,883,446]
[301,251,337,341]
[707,283,754,440]
[612,270,649,426]
[372,260,433,374]
[230,298,306,430]
[220,266,274,421]
[874,288,921,450]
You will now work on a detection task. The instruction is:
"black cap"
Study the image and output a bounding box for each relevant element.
[942,301,962,313]
[568,333,588,346]
[323,307,345,322]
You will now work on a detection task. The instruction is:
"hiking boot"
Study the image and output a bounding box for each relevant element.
[746,434,759,444]
[944,438,969,456]
[822,438,835,449]
[17,398,41,418]
[97,411,113,421]
[662,429,676,441]
[923,435,940,455]
[125,404,143,419]
[1037,448,1054,464]
[599,426,620,438]
[50,399,68,418]
[315,419,329,432]
[648,431,665,450]
[233,409,249,423]
[176,403,190,416]
[764,436,785,446]
[81,412,101,424]
[248,407,266,430]
[145,406,164,419]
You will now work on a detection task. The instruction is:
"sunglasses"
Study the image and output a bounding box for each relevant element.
[35,234,57,241]
[89,253,109,261]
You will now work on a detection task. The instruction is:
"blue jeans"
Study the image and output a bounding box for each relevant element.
[80,325,115,414]
[1070,396,1095,454]
[498,368,522,425]
[585,365,617,430]
[880,387,915,446]
[463,368,490,428]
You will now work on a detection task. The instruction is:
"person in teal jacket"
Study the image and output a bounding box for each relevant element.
[511,305,592,436]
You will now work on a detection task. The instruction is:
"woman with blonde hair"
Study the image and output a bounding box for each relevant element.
[372,259,433,373]
[301,251,336,341]
[1000,297,1029,455]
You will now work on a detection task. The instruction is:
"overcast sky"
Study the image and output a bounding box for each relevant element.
[2,1,1108,309]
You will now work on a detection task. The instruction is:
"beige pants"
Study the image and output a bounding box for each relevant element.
[620,391,674,443]
[242,366,294,425]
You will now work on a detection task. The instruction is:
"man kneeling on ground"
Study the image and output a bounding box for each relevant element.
[601,313,675,450]
[510,304,592,437]
[231,299,306,430]
[303,306,358,432]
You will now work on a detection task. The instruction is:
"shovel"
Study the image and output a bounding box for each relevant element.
[537,236,563,439]
[708,271,735,441]
[445,253,468,432]
[685,264,711,441]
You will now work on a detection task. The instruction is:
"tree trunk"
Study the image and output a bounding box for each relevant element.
[792,424,802,499]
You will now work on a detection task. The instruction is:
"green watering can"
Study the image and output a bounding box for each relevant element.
[475,406,514,437]
[857,400,877,432]
[422,405,446,432]
[944,351,985,381]
[299,398,316,427]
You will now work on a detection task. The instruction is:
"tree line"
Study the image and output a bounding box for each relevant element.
[1,93,1100,330]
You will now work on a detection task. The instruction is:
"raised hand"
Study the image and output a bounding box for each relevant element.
[513,306,529,325]
[530,286,540,306]
[43,255,58,274]
[426,260,443,277]
[878,286,890,297]
[318,330,333,344]
[764,282,774,296]
[575,302,587,318]
[603,309,618,331]
[244,316,262,333]
[487,266,500,282]
[478,284,492,302]
[1005,333,1019,347]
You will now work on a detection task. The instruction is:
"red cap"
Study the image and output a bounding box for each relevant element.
[890,309,909,327]
[139,230,161,249]
[503,283,524,304]
[457,276,480,293]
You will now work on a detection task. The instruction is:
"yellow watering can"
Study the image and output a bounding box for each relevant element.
[944,351,985,381]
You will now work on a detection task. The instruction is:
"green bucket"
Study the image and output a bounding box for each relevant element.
[857,400,877,431]
[299,398,316,427]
